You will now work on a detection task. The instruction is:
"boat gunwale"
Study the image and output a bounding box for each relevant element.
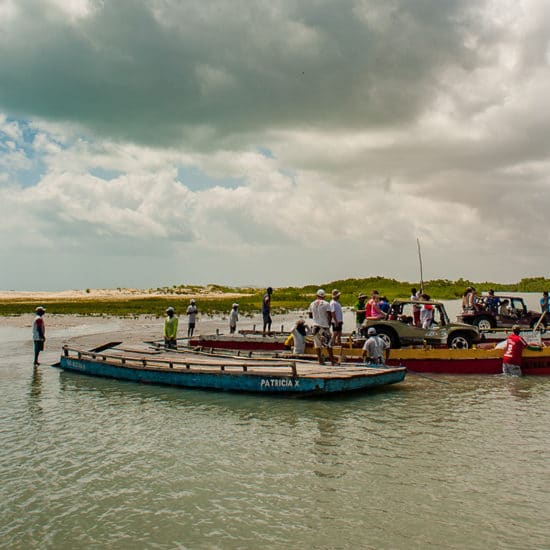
[60,346,406,381]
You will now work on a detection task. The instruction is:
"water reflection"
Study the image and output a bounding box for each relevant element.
[28,365,43,417]
[504,376,533,400]
[56,369,402,425]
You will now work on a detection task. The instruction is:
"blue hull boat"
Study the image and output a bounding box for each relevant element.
[56,345,406,396]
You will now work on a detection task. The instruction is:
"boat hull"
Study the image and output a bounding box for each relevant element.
[189,334,550,375]
[57,355,406,395]
[339,347,550,375]
[189,334,287,351]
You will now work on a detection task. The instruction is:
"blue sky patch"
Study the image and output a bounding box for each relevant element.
[90,167,125,181]
[177,165,246,191]
[257,147,275,159]
[0,118,47,187]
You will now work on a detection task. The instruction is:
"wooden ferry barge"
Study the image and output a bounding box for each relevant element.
[55,344,406,396]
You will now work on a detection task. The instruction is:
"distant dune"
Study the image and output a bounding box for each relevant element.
[0,288,250,301]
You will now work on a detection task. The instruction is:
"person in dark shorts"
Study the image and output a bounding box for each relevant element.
[330,289,343,346]
[262,287,273,336]
[32,306,46,366]
[164,306,178,349]
[186,299,198,338]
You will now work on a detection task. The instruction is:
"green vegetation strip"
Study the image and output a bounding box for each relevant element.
[1,277,549,317]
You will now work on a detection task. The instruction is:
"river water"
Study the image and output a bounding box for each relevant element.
[1,303,549,549]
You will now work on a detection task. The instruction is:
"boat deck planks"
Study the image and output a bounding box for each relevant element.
[61,344,401,380]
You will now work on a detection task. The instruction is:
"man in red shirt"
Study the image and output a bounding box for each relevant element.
[502,325,528,376]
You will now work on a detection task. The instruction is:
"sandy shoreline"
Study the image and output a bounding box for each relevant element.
[0,311,305,350]
[0,288,252,301]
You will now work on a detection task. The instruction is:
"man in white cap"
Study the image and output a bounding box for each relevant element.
[32,306,46,366]
[229,303,239,334]
[186,299,198,338]
[361,327,389,364]
[308,289,336,365]
[330,289,343,346]
[164,307,178,349]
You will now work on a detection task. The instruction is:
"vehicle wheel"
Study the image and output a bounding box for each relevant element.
[448,332,472,349]
[375,326,400,349]
[473,316,494,331]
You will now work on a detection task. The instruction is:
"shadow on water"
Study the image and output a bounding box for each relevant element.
[26,365,44,420]
[54,366,407,423]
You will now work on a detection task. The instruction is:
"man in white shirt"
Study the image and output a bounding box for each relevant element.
[186,299,198,338]
[308,289,336,365]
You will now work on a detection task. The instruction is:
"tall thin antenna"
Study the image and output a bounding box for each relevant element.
[417,237,424,294]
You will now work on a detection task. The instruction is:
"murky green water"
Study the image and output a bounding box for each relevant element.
[1,323,549,549]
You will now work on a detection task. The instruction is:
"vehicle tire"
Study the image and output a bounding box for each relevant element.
[374,326,400,349]
[473,316,494,331]
[448,332,472,349]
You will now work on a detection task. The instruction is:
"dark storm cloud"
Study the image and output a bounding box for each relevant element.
[0,0,483,146]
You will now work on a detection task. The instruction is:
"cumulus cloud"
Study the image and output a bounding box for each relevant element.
[0,0,549,290]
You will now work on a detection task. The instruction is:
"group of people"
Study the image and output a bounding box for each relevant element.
[32,284,547,376]
[305,288,388,365]
[354,291,391,329]
[462,287,505,315]
[163,299,199,348]
[164,297,242,348]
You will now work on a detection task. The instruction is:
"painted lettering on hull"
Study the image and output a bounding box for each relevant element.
[260,378,300,389]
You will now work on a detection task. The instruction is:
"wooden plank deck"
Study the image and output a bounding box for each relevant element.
[61,345,396,380]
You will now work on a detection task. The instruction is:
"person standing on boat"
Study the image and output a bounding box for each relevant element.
[502,325,528,376]
[186,299,198,338]
[164,307,178,349]
[308,289,336,365]
[330,289,343,347]
[462,287,476,312]
[411,288,421,327]
[32,306,46,366]
[362,327,389,365]
[229,303,239,334]
[486,289,500,315]
[355,293,367,333]
[262,287,273,336]
[420,294,435,329]
[540,291,550,315]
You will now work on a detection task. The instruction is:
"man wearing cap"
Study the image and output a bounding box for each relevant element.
[308,289,336,365]
[361,327,389,365]
[502,325,528,376]
[186,299,198,338]
[330,289,344,347]
[164,307,178,349]
[262,287,273,336]
[229,303,239,334]
[32,306,46,366]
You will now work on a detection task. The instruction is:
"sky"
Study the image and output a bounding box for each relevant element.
[1,0,549,291]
